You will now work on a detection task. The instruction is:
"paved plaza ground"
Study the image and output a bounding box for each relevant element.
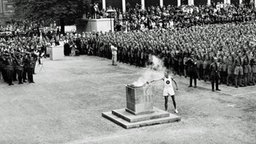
[0,56,255,144]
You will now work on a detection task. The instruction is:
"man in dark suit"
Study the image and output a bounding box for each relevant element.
[14,53,24,84]
[186,54,198,88]
[5,53,14,86]
[210,57,221,92]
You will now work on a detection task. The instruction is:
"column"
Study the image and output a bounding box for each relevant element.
[2,0,6,13]
[255,0,256,8]
[188,0,194,5]
[141,0,145,10]
[177,0,181,6]
[224,0,231,4]
[102,0,106,10]
[207,0,211,5]
[160,0,164,7]
[0,0,3,14]
[122,0,126,13]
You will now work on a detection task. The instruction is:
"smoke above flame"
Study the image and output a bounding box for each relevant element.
[132,55,166,87]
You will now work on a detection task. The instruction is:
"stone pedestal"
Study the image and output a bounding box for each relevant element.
[102,85,181,129]
[126,85,154,115]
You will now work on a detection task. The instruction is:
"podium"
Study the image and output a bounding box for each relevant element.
[76,18,114,33]
[50,45,64,60]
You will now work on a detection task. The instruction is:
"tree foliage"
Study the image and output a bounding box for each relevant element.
[14,0,90,25]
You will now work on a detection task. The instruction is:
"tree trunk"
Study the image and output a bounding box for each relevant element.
[60,17,65,34]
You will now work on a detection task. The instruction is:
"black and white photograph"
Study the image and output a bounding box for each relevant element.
[0,0,256,143]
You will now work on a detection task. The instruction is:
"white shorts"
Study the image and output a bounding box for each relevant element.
[163,88,175,96]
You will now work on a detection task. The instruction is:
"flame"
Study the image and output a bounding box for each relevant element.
[131,55,166,87]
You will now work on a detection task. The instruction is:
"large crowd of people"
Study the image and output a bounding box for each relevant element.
[91,3,256,31]
[64,21,256,89]
[2,3,256,90]
[0,21,60,86]
[68,3,256,89]
[0,37,39,85]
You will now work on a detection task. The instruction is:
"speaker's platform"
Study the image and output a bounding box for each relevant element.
[76,18,114,33]
[102,107,181,129]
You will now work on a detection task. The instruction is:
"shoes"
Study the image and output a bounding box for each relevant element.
[174,109,179,114]
[216,89,221,91]
[188,85,192,87]
[212,89,215,92]
[9,83,14,86]
[18,82,23,84]
[194,86,197,88]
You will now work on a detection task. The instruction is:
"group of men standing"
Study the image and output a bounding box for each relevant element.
[184,52,256,91]
[74,22,256,91]
[0,34,49,86]
[0,50,37,86]
[186,55,221,91]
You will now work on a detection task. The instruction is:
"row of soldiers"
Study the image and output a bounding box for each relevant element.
[183,52,256,90]
[0,49,37,86]
[72,22,256,88]
[81,37,256,89]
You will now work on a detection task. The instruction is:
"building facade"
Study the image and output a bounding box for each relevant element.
[0,0,15,24]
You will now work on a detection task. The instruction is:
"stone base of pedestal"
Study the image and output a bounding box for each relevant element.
[102,107,181,129]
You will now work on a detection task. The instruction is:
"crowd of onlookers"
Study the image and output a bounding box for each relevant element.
[63,21,256,88]
[89,3,256,31]
[2,3,256,88]
[62,3,255,88]
[0,21,60,86]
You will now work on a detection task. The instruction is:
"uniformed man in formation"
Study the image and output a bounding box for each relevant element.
[210,57,221,91]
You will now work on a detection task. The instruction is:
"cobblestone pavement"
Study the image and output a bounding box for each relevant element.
[0,56,255,144]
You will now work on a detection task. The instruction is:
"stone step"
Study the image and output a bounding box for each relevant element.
[102,109,181,129]
[112,107,170,123]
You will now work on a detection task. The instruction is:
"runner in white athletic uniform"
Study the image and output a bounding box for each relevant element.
[147,70,179,113]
